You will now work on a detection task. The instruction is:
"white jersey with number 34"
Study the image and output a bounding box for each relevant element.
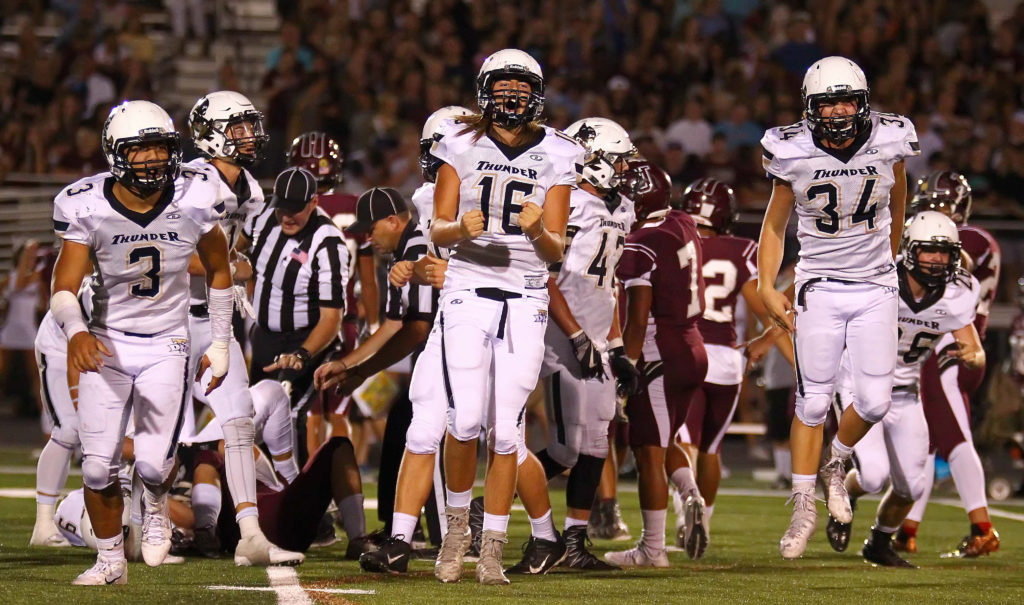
[430,119,585,296]
[762,112,920,287]
[53,171,223,335]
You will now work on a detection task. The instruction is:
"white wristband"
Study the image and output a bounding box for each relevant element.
[607,337,624,350]
[51,290,89,340]
[207,287,234,344]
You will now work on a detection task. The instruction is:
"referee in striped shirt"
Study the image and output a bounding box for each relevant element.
[313,187,444,547]
[239,167,350,412]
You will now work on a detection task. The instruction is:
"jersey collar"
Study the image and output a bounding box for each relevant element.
[898,265,945,313]
[102,176,176,228]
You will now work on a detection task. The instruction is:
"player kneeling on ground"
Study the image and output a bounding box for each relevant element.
[827,211,983,567]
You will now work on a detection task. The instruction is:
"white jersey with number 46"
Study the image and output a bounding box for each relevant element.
[53,171,223,335]
[430,119,585,297]
[761,112,920,287]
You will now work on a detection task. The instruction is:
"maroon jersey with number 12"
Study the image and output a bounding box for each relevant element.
[616,209,705,327]
[698,234,757,347]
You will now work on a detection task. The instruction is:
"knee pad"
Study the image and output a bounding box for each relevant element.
[854,464,888,496]
[222,416,256,449]
[50,423,81,450]
[852,387,891,424]
[447,405,484,443]
[406,414,445,455]
[546,436,579,468]
[579,424,610,459]
[490,423,518,456]
[516,432,528,466]
[795,391,832,427]
[135,458,171,487]
[81,456,117,490]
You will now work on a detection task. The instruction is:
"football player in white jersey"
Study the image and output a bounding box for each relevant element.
[827,212,983,567]
[508,117,635,573]
[758,56,919,559]
[424,48,584,585]
[185,91,303,566]
[49,100,235,585]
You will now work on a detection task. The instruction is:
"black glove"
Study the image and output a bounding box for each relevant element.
[608,346,641,397]
[570,330,606,380]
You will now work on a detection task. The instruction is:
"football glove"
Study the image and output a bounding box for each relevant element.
[608,345,641,397]
[570,330,606,380]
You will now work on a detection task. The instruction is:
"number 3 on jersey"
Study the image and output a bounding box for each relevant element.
[807,176,879,235]
[127,245,162,298]
[473,174,535,235]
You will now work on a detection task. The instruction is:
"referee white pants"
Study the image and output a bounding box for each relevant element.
[794,279,898,426]
[78,328,191,491]
[437,289,548,456]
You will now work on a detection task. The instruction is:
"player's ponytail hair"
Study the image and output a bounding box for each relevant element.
[456,113,543,143]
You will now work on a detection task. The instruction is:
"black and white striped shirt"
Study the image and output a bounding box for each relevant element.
[244,206,350,333]
[385,220,437,324]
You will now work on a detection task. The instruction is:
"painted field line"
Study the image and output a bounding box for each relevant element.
[208,585,375,595]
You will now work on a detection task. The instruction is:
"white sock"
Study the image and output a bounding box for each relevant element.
[238,514,262,539]
[35,501,56,527]
[339,494,366,539]
[392,512,418,544]
[773,446,791,478]
[830,437,853,461]
[905,454,934,523]
[143,487,166,513]
[446,488,472,510]
[273,456,300,484]
[874,523,899,534]
[948,442,988,513]
[564,516,588,530]
[669,467,699,496]
[640,509,666,551]
[191,482,222,529]
[222,417,258,508]
[482,512,509,534]
[529,509,557,541]
[792,473,816,491]
[96,533,125,562]
[35,439,73,507]
[705,504,715,521]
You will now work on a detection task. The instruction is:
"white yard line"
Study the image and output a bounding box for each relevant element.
[208,585,375,595]
[266,566,314,605]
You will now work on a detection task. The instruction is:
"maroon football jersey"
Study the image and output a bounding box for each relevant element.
[697,234,757,347]
[959,225,1000,339]
[318,191,372,321]
[617,209,705,327]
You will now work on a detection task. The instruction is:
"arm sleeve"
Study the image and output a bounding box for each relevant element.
[313,236,348,309]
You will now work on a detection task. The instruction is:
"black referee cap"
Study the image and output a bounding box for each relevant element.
[270,167,317,212]
[347,187,408,234]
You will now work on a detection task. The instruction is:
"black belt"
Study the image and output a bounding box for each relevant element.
[189,303,209,318]
[796,277,860,308]
[475,287,522,340]
[892,384,919,395]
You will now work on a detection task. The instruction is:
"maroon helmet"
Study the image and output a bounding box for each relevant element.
[677,177,737,234]
[910,171,971,226]
[619,158,672,224]
[287,132,343,191]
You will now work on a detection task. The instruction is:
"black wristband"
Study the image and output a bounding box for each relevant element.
[294,348,311,365]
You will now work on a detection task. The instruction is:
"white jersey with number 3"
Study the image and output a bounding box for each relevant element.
[762,112,920,287]
[53,172,223,335]
[430,119,585,296]
[551,188,634,343]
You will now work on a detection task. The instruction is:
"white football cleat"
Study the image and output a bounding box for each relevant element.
[682,492,709,560]
[672,488,686,548]
[30,522,71,548]
[141,500,172,567]
[820,459,853,524]
[604,543,670,568]
[234,533,305,566]
[780,489,818,559]
[72,557,127,586]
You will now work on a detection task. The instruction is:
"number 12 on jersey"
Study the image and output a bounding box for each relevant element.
[472,174,536,235]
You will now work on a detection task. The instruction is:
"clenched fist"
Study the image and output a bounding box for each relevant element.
[460,209,485,240]
[518,201,544,239]
[389,260,415,287]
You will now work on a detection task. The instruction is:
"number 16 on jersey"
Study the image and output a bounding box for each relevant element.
[472,173,536,235]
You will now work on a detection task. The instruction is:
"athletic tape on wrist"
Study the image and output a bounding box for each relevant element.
[50,290,89,339]
[207,287,234,344]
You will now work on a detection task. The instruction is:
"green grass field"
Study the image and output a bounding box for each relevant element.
[1,447,1022,604]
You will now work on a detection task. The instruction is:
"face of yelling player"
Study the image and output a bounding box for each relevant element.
[492,79,532,116]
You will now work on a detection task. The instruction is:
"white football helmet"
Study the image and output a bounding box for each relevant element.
[476,48,544,128]
[189,91,268,166]
[564,117,637,190]
[102,100,182,196]
[901,210,962,288]
[419,106,473,182]
[801,56,870,145]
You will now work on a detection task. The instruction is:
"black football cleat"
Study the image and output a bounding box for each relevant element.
[827,515,852,552]
[466,496,484,558]
[562,525,619,571]
[506,534,567,575]
[861,528,917,568]
[359,536,412,573]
